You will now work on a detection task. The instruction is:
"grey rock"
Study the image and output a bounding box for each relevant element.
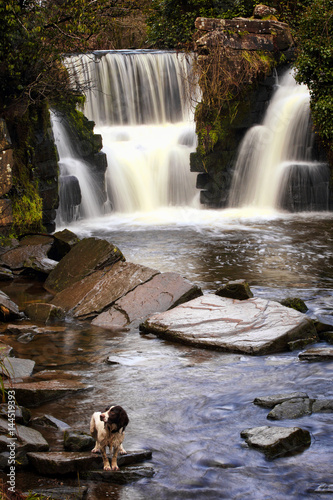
[1,357,35,381]
[0,417,49,452]
[64,430,94,451]
[24,486,88,500]
[32,414,70,430]
[0,342,13,359]
[215,279,253,300]
[93,271,202,329]
[312,399,333,413]
[0,290,21,321]
[141,294,317,355]
[241,425,311,458]
[254,392,309,408]
[299,347,333,361]
[27,449,152,476]
[318,331,333,344]
[0,403,31,425]
[83,465,155,483]
[267,398,313,420]
[0,266,13,281]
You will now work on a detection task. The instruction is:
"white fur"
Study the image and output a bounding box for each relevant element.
[90,411,126,471]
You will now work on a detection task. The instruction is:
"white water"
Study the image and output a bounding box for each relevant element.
[228,70,329,210]
[63,51,199,215]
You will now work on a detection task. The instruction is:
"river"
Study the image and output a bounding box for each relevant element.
[2,207,333,499]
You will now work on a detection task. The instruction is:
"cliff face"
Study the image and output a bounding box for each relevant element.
[191,16,296,207]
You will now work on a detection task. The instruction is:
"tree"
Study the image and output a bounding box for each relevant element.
[294,0,333,151]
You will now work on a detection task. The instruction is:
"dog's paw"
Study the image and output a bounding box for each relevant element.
[111,465,119,471]
[91,447,99,453]
[103,465,112,471]
[119,448,127,455]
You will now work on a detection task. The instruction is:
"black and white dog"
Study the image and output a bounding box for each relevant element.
[90,405,129,471]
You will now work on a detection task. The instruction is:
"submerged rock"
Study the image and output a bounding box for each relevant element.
[27,449,152,476]
[93,271,202,328]
[254,392,309,409]
[215,279,253,301]
[44,237,125,294]
[52,261,160,319]
[141,294,317,355]
[241,425,311,458]
[267,398,313,420]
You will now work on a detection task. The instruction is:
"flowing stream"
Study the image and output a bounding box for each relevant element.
[3,54,333,498]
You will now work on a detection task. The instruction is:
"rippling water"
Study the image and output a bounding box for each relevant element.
[2,208,333,499]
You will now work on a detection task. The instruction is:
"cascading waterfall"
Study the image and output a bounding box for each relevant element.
[228,70,330,212]
[60,50,199,217]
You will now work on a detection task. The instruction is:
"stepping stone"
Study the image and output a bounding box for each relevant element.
[0,417,49,452]
[299,347,333,361]
[241,425,311,458]
[24,486,87,500]
[141,294,317,355]
[254,392,309,408]
[83,465,155,483]
[1,357,35,381]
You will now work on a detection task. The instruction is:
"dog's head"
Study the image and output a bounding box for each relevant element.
[100,405,129,433]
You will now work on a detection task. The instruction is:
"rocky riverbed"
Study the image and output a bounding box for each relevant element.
[0,230,332,499]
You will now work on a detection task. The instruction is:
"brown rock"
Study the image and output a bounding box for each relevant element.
[52,261,160,319]
[0,234,57,274]
[93,272,202,329]
[253,4,278,19]
[44,237,125,294]
[24,303,65,324]
[215,279,253,300]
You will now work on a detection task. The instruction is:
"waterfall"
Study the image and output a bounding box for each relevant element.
[59,50,198,217]
[228,70,330,212]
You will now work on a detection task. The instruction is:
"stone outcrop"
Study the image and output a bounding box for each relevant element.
[191,16,296,208]
[240,426,311,458]
[0,119,14,231]
[141,294,317,355]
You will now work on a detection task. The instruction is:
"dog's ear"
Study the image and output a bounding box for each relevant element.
[118,407,129,430]
[105,405,113,412]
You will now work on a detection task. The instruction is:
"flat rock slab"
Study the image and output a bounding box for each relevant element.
[254,392,309,408]
[6,323,65,335]
[83,465,155,483]
[44,237,124,294]
[241,426,311,458]
[299,347,333,361]
[0,417,49,451]
[52,261,160,319]
[267,398,313,420]
[4,380,93,407]
[93,271,202,329]
[141,294,317,355]
[27,450,152,476]
[1,357,35,381]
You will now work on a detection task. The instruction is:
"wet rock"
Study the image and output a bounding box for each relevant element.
[0,404,31,425]
[267,398,313,420]
[0,290,21,321]
[83,465,155,483]
[215,279,253,301]
[27,449,152,476]
[32,414,70,430]
[240,426,311,458]
[0,417,49,452]
[280,297,308,313]
[25,486,88,500]
[24,303,65,324]
[52,261,160,319]
[0,235,57,275]
[299,347,333,362]
[44,237,125,294]
[6,323,66,335]
[311,399,333,413]
[64,430,95,451]
[254,392,309,409]
[1,357,35,381]
[318,331,333,344]
[93,271,202,328]
[308,484,333,494]
[0,266,13,281]
[0,341,13,359]
[288,336,317,351]
[4,380,93,407]
[48,228,80,262]
[141,294,317,355]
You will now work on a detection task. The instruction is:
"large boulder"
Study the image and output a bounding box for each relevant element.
[141,294,317,355]
[93,272,202,329]
[44,237,124,294]
[240,426,311,458]
[51,261,160,319]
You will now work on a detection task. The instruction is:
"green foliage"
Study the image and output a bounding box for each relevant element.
[294,0,333,150]
[146,0,259,48]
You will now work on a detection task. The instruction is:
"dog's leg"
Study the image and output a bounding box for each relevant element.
[101,446,111,471]
[119,444,127,454]
[111,445,121,471]
[91,441,100,453]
